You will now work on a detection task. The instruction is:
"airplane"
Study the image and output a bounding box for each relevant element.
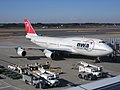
[24,19,113,61]
[0,19,113,62]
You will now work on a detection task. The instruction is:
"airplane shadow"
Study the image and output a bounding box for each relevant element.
[9,54,120,63]
[101,56,120,63]
[9,56,46,60]
[65,54,95,60]
[9,55,65,61]
[65,54,120,63]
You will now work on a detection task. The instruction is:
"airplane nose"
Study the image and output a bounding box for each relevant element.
[107,46,113,54]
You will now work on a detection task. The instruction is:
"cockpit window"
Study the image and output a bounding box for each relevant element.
[99,41,106,43]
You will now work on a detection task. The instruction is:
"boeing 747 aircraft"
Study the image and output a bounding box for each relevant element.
[23,19,113,61]
[0,19,113,62]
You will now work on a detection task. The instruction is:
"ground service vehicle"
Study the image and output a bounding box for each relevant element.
[8,63,60,87]
[37,68,60,86]
[78,61,107,80]
[40,73,60,87]
[22,74,43,88]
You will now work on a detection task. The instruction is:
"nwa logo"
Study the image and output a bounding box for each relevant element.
[77,40,95,51]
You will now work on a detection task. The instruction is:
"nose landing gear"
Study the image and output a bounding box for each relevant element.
[95,57,101,63]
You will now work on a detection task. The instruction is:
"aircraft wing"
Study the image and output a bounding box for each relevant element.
[0,46,72,53]
[30,47,72,52]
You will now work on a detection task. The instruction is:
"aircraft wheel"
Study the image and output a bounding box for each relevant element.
[84,75,88,80]
[78,74,82,78]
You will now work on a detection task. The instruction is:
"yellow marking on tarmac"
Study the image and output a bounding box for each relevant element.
[0,36,11,39]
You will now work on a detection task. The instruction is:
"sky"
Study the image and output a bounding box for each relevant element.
[0,0,120,23]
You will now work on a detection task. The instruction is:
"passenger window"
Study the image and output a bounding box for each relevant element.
[99,41,106,43]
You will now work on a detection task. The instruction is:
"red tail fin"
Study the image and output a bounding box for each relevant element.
[24,19,36,34]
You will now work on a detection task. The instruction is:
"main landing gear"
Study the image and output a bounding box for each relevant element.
[95,57,101,63]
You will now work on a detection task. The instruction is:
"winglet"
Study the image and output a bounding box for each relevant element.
[24,19,36,34]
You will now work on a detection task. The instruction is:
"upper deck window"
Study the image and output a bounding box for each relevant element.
[99,41,106,43]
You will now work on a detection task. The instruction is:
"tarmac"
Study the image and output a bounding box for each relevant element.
[0,28,120,90]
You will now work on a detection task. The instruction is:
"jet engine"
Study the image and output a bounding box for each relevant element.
[43,49,56,60]
[16,47,26,56]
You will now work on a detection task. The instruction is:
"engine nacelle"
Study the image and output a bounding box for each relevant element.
[43,49,55,60]
[16,47,26,56]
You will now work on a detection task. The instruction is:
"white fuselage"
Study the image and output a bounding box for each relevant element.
[28,35,113,57]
